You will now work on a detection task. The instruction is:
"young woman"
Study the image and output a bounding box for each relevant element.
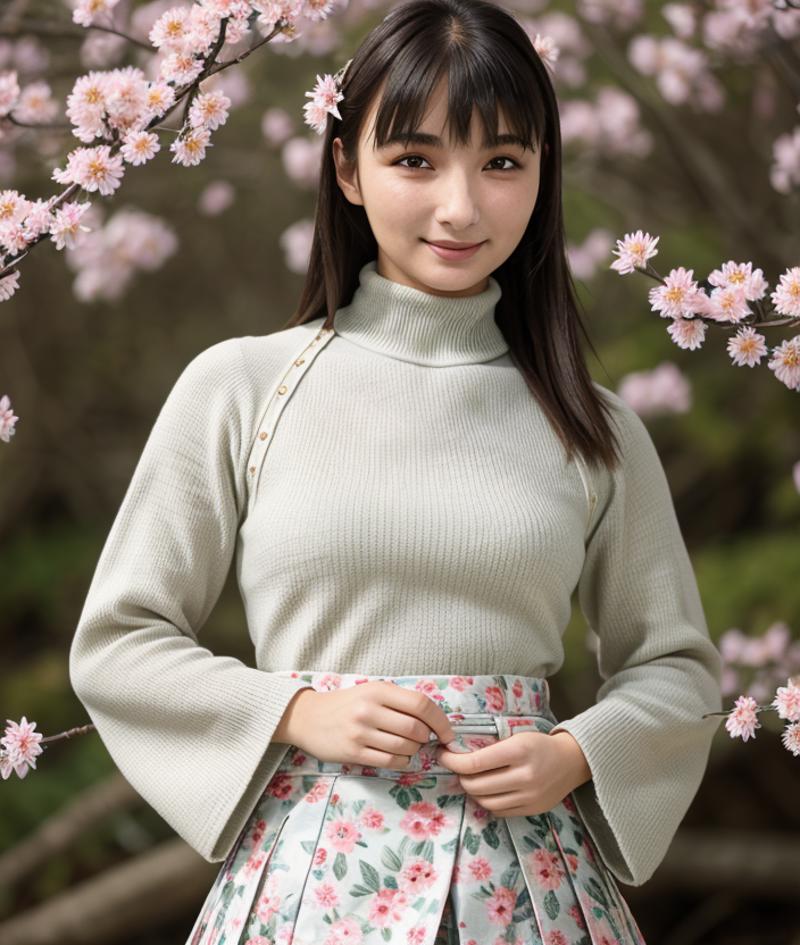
[69,1,723,943]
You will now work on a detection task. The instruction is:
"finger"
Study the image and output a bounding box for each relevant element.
[469,790,530,812]
[457,769,520,795]
[371,705,436,750]
[438,739,516,775]
[381,682,457,744]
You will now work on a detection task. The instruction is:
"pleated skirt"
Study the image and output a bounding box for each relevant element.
[185,672,647,945]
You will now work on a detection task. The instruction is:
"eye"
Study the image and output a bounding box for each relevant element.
[392,154,522,171]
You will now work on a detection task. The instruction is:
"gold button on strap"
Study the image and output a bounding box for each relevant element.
[244,325,335,504]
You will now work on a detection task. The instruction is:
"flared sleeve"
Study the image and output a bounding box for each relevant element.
[68,338,313,863]
[550,387,723,887]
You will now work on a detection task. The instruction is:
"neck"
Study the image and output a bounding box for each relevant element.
[332,260,508,367]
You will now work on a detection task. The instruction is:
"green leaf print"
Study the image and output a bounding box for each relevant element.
[381,845,403,871]
[463,826,480,855]
[360,860,381,892]
[381,927,392,940]
[585,876,609,907]
[543,889,560,920]
[333,851,348,880]
[350,884,376,897]
[482,820,501,849]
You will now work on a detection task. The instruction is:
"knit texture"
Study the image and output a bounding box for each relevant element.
[69,258,723,887]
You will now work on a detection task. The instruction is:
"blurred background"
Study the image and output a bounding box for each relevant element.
[1,0,799,942]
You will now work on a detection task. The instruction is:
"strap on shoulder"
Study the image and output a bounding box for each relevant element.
[243,323,336,514]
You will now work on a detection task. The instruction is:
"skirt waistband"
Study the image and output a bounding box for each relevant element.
[272,671,551,727]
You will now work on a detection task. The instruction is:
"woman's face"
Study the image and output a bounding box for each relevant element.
[333,76,544,298]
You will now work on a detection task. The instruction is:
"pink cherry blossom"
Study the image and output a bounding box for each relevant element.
[708,260,769,300]
[169,126,213,167]
[648,266,705,318]
[727,326,768,367]
[1,716,43,778]
[610,229,659,274]
[0,270,21,302]
[767,335,800,391]
[781,722,800,757]
[121,130,161,166]
[666,314,707,350]
[0,394,19,442]
[770,266,800,318]
[49,201,93,251]
[303,73,343,136]
[772,680,800,723]
[705,283,752,323]
[0,70,20,117]
[189,90,231,131]
[724,695,761,741]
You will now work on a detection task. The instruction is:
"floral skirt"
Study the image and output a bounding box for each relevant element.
[185,672,647,945]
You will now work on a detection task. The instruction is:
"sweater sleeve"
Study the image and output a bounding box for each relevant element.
[549,388,723,887]
[68,338,314,863]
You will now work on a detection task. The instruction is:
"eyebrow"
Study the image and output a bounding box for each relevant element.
[381,131,533,151]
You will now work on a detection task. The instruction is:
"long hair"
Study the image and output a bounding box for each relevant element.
[284,0,622,472]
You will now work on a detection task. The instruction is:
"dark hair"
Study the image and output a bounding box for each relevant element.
[284,0,622,472]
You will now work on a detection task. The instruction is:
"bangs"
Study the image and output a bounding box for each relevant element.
[369,49,546,154]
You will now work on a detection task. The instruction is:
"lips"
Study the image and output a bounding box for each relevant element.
[425,240,484,249]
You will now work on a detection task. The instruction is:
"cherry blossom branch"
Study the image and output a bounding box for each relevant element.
[610,230,800,391]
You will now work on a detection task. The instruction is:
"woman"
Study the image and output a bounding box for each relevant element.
[68,1,724,943]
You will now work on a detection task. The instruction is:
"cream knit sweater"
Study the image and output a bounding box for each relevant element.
[69,259,723,887]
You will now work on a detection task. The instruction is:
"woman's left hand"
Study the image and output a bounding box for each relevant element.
[435,730,591,818]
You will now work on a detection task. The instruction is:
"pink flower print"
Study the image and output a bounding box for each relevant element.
[308,780,331,802]
[485,886,516,926]
[399,857,438,893]
[314,882,339,909]
[584,915,619,945]
[565,853,579,874]
[331,793,341,805]
[406,926,427,945]
[562,795,576,814]
[291,751,308,766]
[249,817,267,846]
[398,771,427,787]
[369,888,407,927]
[245,936,273,945]
[582,837,597,864]
[567,904,586,929]
[414,679,444,701]
[326,818,361,853]
[467,856,493,881]
[451,676,470,691]
[325,916,363,945]
[527,849,565,890]
[255,887,281,923]
[399,801,450,839]
[545,933,569,945]
[267,773,293,800]
[318,674,343,691]
[362,767,378,777]
[314,847,328,866]
[485,686,506,712]
[243,848,268,878]
[360,806,385,829]
[471,805,490,823]
[511,679,524,699]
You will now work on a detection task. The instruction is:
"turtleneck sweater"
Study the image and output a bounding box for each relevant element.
[69,258,723,889]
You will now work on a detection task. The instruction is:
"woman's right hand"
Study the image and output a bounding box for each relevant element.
[278,681,458,769]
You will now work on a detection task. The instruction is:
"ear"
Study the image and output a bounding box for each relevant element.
[332,136,363,207]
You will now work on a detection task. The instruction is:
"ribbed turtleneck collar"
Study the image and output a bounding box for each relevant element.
[332,259,508,366]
